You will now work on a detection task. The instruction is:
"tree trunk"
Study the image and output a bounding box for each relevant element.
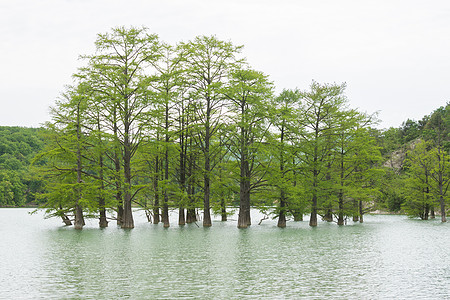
[221,197,227,221]
[113,109,123,226]
[99,202,108,228]
[186,208,197,223]
[359,200,364,223]
[423,203,430,220]
[324,208,333,222]
[74,204,84,230]
[122,193,134,229]
[74,105,84,230]
[309,145,318,227]
[178,208,186,225]
[162,106,170,228]
[277,195,287,228]
[153,156,160,224]
[203,119,212,227]
[162,192,170,228]
[440,194,446,222]
[337,191,344,225]
[238,155,251,228]
[203,171,212,227]
[61,213,72,226]
[98,154,108,228]
[121,137,134,229]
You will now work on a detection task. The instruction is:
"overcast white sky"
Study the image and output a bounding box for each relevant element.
[1,0,449,129]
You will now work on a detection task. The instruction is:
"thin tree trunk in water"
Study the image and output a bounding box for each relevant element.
[309,199,318,227]
[424,203,430,220]
[98,153,108,228]
[162,193,170,228]
[438,157,446,222]
[202,122,212,227]
[121,133,134,229]
[178,123,187,226]
[74,104,84,230]
[440,194,446,222]
[186,152,197,224]
[323,158,333,222]
[178,208,186,225]
[153,155,160,224]
[186,208,196,223]
[324,208,333,222]
[202,101,212,227]
[238,154,251,228]
[277,122,286,228]
[221,197,227,221]
[277,192,286,228]
[431,207,435,219]
[291,161,303,222]
[99,200,108,227]
[337,191,344,225]
[162,103,170,228]
[113,108,123,226]
[203,171,212,227]
[309,144,318,227]
[423,179,430,220]
[359,200,364,223]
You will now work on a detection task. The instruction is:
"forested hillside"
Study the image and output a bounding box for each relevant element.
[378,104,450,221]
[0,126,44,206]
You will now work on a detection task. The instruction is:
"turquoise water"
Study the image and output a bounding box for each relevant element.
[1,208,450,299]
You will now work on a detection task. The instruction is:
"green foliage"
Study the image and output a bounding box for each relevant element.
[30,25,450,228]
[0,127,45,206]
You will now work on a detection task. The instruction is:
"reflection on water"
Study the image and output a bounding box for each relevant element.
[1,208,450,299]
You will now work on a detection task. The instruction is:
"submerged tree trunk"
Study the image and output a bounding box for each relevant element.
[439,194,446,222]
[186,152,197,224]
[178,208,186,225]
[324,208,333,222]
[337,192,345,226]
[277,193,287,228]
[202,120,212,227]
[112,109,123,226]
[186,208,197,223]
[98,154,108,228]
[359,200,364,223]
[162,105,170,228]
[121,133,134,229]
[74,104,84,230]
[61,213,72,226]
[74,204,84,230]
[162,193,170,228]
[221,197,227,221]
[153,155,160,225]
[238,154,251,228]
[309,145,319,227]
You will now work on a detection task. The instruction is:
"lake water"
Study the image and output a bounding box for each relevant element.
[1,208,450,299]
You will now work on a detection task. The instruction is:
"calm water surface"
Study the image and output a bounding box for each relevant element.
[1,208,450,299]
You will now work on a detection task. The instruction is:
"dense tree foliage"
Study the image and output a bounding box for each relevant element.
[6,26,450,227]
[0,127,44,206]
